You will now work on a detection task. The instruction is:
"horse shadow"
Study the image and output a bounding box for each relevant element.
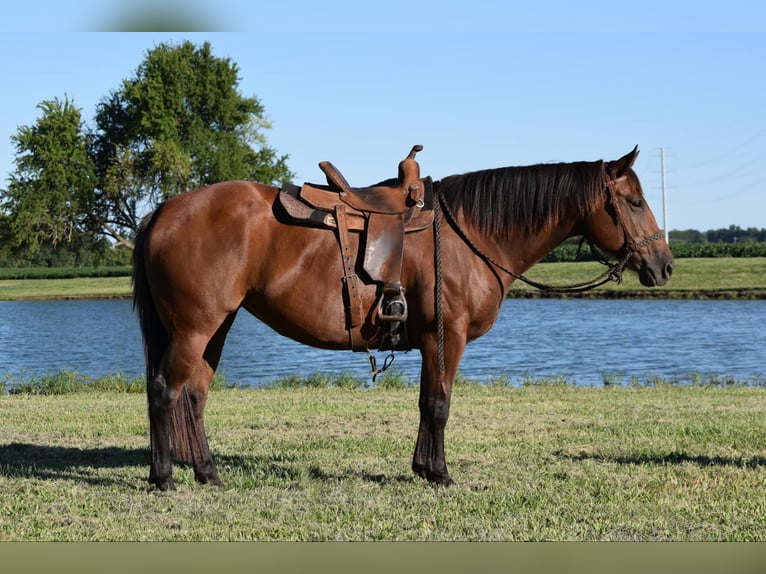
[0,442,414,487]
[554,449,766,469]
[0,442,149,487]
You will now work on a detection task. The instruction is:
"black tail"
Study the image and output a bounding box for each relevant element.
[132,208,194,463]
[132,210,168,391]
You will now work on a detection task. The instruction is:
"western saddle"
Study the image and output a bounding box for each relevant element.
[278,145,434,354]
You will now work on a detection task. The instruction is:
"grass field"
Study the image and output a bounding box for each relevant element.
[1,258,764,300]
[2,382,765,541]
[509,257,766,297]
[0,275,131,300]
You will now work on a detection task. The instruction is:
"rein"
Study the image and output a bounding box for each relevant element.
[434,175,663,295]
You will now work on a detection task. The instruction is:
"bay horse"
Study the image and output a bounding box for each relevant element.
[132,146,674,491]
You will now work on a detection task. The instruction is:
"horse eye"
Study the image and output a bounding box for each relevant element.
[628,198,644,210]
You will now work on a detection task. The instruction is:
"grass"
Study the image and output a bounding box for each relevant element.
[0,275,132,300]
[508,257,766,297]
[2,377,766,541]
[1,258,764,300]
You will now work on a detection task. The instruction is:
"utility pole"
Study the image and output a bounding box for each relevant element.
[660,147,669,243]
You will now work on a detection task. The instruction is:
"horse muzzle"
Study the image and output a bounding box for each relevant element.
[638,256,675,287]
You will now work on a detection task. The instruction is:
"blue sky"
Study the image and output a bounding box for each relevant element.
[1,2,765,231]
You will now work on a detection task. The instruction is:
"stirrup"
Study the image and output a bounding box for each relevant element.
[377,291,408,322]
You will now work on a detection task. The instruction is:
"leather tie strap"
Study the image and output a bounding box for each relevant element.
[334,204,365,350]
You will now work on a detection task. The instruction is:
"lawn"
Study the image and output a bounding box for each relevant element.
[2,383,765,541]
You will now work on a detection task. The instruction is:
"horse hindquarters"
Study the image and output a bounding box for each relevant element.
[133,211,224,490]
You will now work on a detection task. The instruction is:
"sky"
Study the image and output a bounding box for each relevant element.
[1,2,765,232]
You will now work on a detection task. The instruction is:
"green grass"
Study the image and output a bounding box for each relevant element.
[509,257,766,297]
[2,380,765,541]
[1,258,763,300]
[0,275,132,300]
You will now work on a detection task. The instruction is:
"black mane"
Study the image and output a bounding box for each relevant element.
[437,160,607,236]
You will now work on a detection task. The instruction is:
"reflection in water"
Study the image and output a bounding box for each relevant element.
[1,299,764,387]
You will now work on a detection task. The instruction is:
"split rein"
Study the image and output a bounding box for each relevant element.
[435,175,664,295]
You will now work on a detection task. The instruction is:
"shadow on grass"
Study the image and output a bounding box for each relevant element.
[0,443,415,487]
[555,449,766,469]
[0,442,148,487]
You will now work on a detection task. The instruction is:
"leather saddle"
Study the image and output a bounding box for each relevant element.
[277,145,434,352]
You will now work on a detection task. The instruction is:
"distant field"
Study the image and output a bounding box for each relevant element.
[509,257,766,298]
[0,276,132,301]
[0,258,764,300]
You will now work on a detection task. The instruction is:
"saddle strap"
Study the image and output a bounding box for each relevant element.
[334,205,365,351]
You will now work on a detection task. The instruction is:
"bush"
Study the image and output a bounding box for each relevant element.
[0,266,132,280]
[541,239,766,261]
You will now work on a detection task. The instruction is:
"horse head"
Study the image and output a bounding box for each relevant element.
[584,147,675,287]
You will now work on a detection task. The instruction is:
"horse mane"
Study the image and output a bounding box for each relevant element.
[436,160,608,236]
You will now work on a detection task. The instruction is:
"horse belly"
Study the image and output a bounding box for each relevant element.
[242,222,377,350]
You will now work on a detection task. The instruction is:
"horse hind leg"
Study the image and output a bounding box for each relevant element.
[147,332,211,491]
[147,369,180,491]
[180,311,239,486]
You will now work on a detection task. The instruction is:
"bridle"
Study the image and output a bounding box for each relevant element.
[603,174,665,259]
[434,171,664,294]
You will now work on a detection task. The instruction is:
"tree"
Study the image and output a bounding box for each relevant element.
[1,40,293,260]
[1,97,97,256]
[90,40,293,248]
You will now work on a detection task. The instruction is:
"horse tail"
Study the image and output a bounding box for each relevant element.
[132,207,194,463]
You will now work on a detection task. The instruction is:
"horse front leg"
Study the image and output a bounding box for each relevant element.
[412,335,463,486]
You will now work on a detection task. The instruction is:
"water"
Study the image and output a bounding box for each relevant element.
[1,299,764,386]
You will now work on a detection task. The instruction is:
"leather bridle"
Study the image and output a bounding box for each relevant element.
[603,174,665,257]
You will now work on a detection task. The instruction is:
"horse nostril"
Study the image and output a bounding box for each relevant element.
[665,260,675,278]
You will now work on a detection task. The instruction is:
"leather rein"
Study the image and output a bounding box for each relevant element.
[435,173,664,294]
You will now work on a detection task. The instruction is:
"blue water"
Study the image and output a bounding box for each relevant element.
[1,299,764,386]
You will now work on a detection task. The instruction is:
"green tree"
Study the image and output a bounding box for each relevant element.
[1,97,97,256]
[91,40,293,247]
[2,40,293,262]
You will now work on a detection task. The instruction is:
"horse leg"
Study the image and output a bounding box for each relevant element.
[147,333,209,491]
[147,371,173,491]
[184,311,238,486]
[412,335,463,486]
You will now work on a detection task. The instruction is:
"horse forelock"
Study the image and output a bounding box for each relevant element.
[437,160,607,237]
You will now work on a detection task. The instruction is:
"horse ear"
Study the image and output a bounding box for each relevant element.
[608,145,639,177]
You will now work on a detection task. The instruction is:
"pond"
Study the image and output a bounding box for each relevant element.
[1,299,763,386]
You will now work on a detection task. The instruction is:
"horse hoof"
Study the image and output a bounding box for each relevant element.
[148,475,176,492]
[194,471,223,487]
[430,473,453,487]
[415,467,453,487]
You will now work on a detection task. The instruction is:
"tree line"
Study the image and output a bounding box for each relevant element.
[0,40,293,268]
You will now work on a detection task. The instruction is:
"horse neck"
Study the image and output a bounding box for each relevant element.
[501,221,580,277]
[439,162,599,286]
